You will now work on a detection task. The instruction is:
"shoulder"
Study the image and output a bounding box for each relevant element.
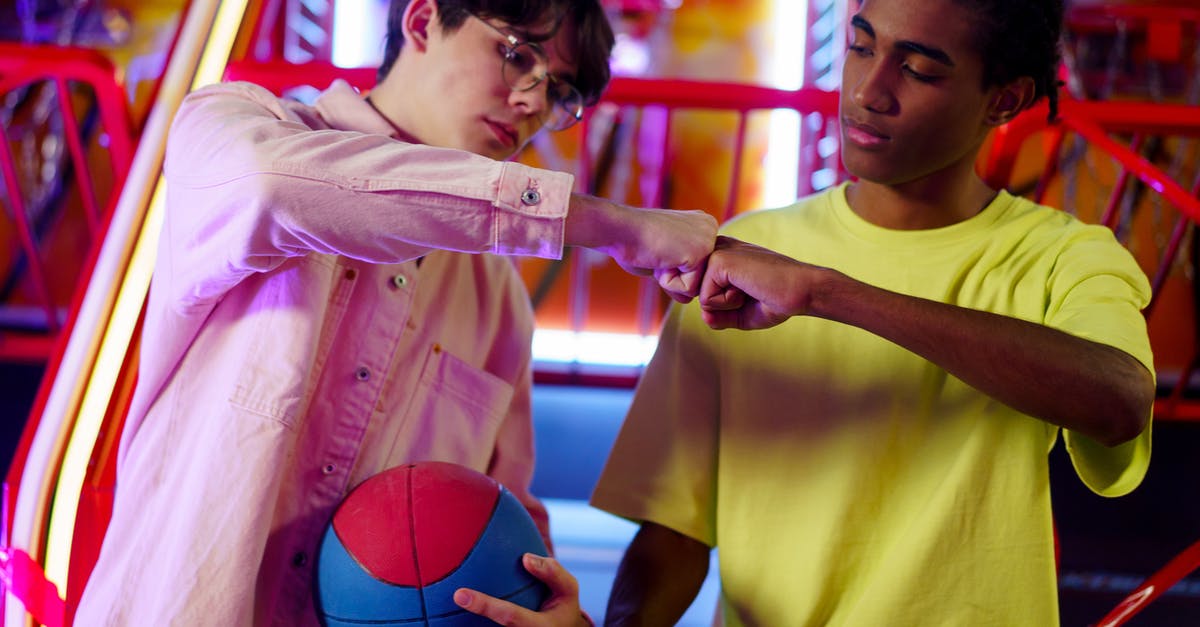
[993,193,1126,251]
[175,81,315,128]
[996,193,1092,232]
[996,195,1149,291]
[179,81,283,112]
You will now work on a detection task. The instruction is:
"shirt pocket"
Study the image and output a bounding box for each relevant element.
[393,343,516,470]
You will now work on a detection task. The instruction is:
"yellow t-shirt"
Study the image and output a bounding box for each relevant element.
[591,184,1153,626]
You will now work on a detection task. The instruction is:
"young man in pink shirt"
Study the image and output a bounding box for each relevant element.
[74,0,715,625]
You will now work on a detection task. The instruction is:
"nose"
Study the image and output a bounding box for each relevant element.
[508,82,553,128]
[850,59,896,114]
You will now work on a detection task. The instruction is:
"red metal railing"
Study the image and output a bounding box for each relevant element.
[0,43,136,362]
[0,42,136,627]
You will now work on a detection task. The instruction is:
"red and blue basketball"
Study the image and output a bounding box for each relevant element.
[314,461,550,626]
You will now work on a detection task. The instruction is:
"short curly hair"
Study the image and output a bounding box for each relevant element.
[376,0,615,106]
[954,0,1064,121]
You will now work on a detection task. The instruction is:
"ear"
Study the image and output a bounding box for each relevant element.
[985,76,1036,127]
[402,0,437,53]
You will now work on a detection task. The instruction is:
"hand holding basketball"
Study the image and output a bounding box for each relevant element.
[314,462,550,626]
[454,553,592,626]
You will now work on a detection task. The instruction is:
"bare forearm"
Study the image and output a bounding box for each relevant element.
[565,193,624,251]
[813,271,1154,445]
[605,523,710,627]
[566,194,715,267]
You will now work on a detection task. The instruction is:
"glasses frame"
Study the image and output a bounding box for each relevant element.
[471,15,584,132]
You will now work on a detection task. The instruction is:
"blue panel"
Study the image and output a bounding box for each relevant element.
[422,487,549,617]
[315,525,424,623]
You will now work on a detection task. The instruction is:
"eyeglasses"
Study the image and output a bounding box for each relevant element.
[471,15,584,132]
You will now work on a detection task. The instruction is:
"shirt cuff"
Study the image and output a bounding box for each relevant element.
[492,162,573,258]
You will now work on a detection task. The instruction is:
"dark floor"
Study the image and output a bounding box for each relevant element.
[1051,417,1200,626]
[3,366,1199,624]
[0,362,41,480]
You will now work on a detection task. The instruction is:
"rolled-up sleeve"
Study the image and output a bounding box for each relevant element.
[162,81,573,308]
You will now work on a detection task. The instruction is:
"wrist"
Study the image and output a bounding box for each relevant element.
[806,266,848,321]
[565,193,612,251]
[567,194,640,258]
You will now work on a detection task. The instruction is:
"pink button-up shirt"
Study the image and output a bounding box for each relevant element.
[75,80,575,626]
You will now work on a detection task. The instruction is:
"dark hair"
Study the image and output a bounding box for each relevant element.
[955,0,1064,121]
[377,0,615,105]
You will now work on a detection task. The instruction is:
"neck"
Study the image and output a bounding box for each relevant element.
[364,92,421,144]
[846,173,998,231]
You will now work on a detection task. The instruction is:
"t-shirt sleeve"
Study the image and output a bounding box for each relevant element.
[589,301,721,547]
[1046,225,1154,497]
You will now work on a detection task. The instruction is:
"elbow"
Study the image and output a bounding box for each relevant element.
[1097,410,1149,448]
[1094,373,1155,448]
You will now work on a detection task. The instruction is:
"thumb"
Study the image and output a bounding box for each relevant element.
[654,267,703,303]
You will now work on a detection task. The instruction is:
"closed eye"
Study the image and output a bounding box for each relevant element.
[848,43,872,57]
[902,64,936,82]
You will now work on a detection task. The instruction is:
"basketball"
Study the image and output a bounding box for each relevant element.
[314,461,550,626]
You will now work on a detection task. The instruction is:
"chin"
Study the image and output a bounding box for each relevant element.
[471,136,518,160]
[842,156,889,184]
[842,152,920,186]
[490,146,520,161]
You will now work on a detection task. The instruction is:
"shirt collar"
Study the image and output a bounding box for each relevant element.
[314,79,410,140]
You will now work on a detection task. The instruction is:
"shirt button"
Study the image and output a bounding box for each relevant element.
[322,463,336,475]
[292,552,308,567]
[391,274,408,289]
[355,367,371,382]
[344,268,357,280]
[520,188,541,206]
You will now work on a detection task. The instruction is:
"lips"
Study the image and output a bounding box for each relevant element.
[842,117,890,148]
[485,119,518,148]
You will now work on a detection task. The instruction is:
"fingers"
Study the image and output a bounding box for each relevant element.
[454,554,587,627]
[609,208,717,282]
[698,238,746,310]
[601,214,803,329]
[522,554,580,598]
[454,588,532,626]
[694,236,800,330]
[700,307,739,330]
[655,266,706,303]
[700,285,745,311]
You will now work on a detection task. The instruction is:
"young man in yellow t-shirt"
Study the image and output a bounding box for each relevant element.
[458,0,1154,624]
[587,0,1154,624]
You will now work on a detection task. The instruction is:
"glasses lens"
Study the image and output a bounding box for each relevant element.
[500,41,584,131]
[545,80,584,131]
[501,43,544,91]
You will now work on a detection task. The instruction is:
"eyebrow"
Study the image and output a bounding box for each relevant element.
[850,14,956,68]
[509,26,580,84]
